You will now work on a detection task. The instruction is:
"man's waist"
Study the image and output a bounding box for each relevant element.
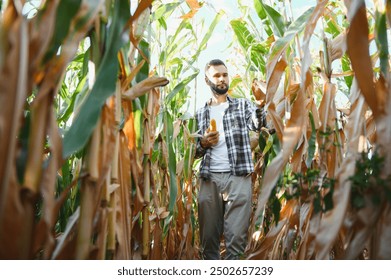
[210,170,231,174]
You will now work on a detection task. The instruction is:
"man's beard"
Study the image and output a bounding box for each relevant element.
[209,81,229,95]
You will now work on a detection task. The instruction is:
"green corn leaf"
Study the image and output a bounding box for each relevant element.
[164,111,177,213]
[230,19,256,50]
[186,11,224,68]
[229,75,243,90]
[197,11,223,52]
[230,19,267,71]
[44,0,82,62]
[183,119,196,181]
[258,129,274,170]
[263,131,274,155]
[158,17,167,30]
[268,7,314,79]
[165,71,199,103]
[159,49,166,65]
[250,44,267,72]
[63,0,130,158]
[136,39,150,83]
[254,0,267,20]
[324,13,342,37]
[375,11,389,76]
[254,0,285,37]
[58,75,87,124]
[135,39,150,110]
[230,19,268,54]
[341,54,353,89]
[153,2,181,21]
[166,20,193,56]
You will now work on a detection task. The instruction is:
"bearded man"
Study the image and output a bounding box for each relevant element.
[195,59,267,260]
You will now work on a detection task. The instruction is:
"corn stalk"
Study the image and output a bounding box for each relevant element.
[232,0,391,260]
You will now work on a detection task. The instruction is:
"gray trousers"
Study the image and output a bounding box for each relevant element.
[198,172,252,260]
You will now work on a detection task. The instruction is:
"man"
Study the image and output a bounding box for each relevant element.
[195,59,266,260]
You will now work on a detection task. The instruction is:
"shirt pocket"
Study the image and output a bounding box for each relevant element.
[230,109,245,129]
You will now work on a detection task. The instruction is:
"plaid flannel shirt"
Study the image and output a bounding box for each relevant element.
[195,96,266,179]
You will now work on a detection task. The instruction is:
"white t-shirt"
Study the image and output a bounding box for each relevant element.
[209,102,231,172]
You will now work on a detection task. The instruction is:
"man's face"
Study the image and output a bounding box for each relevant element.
[205,64,229,95]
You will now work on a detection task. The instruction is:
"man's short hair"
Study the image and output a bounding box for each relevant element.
[205,59,227,74]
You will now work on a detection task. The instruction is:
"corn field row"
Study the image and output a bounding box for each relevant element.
[0,0,390,260]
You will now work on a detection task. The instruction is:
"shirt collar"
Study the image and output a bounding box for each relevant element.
[205,95,233,107]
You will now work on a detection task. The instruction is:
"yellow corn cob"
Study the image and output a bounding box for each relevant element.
[210,119,217,132]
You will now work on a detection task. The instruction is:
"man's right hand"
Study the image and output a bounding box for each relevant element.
[200,130,219,148]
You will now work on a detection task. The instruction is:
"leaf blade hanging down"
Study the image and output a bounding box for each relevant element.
[63,0,131,158]
[346,1,379,117]
[122,76,169,101]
